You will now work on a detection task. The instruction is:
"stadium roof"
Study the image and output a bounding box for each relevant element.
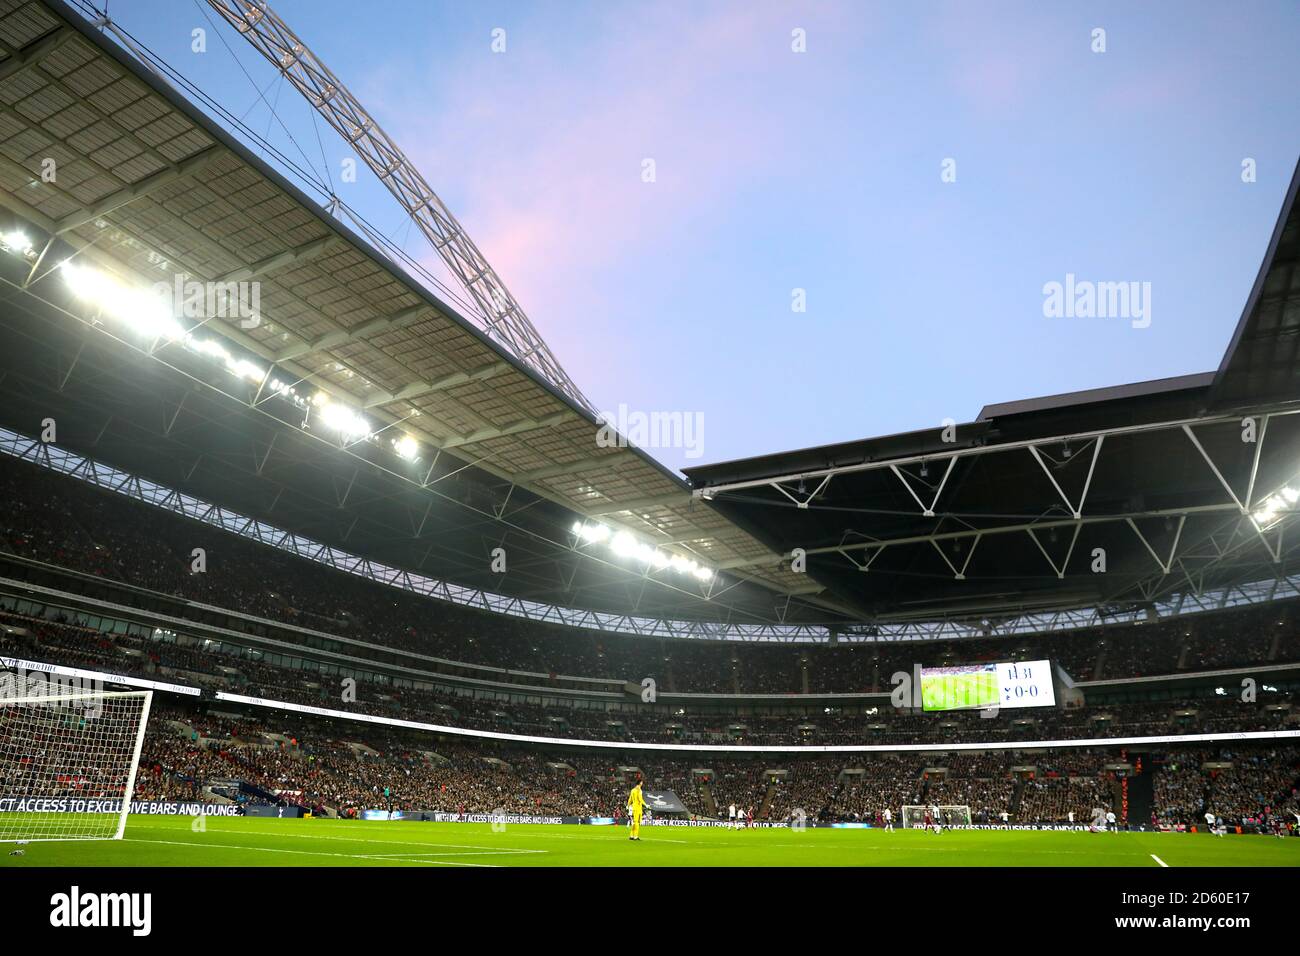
[1,0,1297,635]
[1211,149,1300,409]
[685,155,1300,625]
[0,0,831,630]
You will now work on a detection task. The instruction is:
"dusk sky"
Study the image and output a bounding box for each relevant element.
[103,0,1300,474]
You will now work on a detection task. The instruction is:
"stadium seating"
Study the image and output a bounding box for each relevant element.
[2,456,1299,697]
[2,453,1298,831]
[127,701,1299,828]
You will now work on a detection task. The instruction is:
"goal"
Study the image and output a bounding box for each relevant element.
[902,805,972,828]
[0,688,153,843]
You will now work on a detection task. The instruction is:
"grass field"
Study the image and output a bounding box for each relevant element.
[2,816,1298,866]
[922,666,1000,711]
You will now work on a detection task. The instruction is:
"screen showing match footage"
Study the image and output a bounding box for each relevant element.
[920,659,1056,712]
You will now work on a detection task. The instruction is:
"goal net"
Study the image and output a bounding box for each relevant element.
[902,805,972,828]
[0,688,153,843]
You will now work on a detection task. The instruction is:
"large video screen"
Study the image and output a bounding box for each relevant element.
[920,659,1056,712]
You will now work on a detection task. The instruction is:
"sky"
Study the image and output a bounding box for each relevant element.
[98,0,1300,474]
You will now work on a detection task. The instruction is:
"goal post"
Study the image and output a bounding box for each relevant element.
[0,688,153,843]
[901,805,972,828]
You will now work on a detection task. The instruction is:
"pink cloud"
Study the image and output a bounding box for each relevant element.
[355,2,863,358]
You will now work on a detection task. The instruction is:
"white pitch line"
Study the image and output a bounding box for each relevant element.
[123,837,499,866]
[480,830,1139,856]
[524,831,697,844]
[1150,853,1169,867]
[361,850,543,858]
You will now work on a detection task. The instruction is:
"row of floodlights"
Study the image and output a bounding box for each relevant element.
[3,230,712,581]
[571,521,714,581]
[1252,485,1299,531]
[0,230,422,464]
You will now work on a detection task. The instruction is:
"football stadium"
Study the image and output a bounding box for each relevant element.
[0,0,1297,932]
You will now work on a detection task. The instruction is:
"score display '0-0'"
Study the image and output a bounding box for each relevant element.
[999,660,1056,707]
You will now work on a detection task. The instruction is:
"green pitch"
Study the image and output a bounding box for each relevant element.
[922,668,1000,711]
[2,816,1298,866]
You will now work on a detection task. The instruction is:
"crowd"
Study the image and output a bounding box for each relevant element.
[1154,757,1209,827]
[4,686,1295,827]
[1153,748,1300,829]
[3,453,1300,827]
[3,606,1297,750]
[2,457,1299,699]
[1017,775,1112,823]
[119,702,1151,822]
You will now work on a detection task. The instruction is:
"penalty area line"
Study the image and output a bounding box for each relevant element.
[1150,853,1169,867]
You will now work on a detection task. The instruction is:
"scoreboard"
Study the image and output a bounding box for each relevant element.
[995,659,1056,708]
[920,659,1056,712]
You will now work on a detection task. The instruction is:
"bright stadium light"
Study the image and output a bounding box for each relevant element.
[267,378,308,408]
[573,522,713,581]
[1252,485,1299,531]
[228,358,265,383]
[611,529,645,559]
[571,521,610,544]
[392,434,420,461]
[1,230,33,256]
[188,337,227,360]
[313,394,373,442]
[187,336,265,384]
[60,260,186,342]
[53,260,272,388]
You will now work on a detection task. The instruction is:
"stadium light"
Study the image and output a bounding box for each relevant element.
[26,244,469,474]
[571,521,610,544]
[188,336,265,384]
[57,260,272,388]
[1,229,33,256]
[60,260,186,342]
[392,434,420,461]
[313,394,373,442]
[229,358,265,383]
[267,377,307,408]
[572,521,713,581]
[1252,485,1298,531]
[48,254,424,468]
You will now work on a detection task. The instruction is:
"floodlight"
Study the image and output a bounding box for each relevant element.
[60,260,185,342]
[393,435,420,461]
[315,397,372,441]
[1,230,33,256]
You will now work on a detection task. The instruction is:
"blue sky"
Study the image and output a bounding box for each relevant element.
[105,1,1300,474]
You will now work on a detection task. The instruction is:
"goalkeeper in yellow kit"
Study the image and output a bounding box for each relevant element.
[627,779,645,841]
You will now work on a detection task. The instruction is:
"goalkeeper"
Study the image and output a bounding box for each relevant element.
[627,778,645,842]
